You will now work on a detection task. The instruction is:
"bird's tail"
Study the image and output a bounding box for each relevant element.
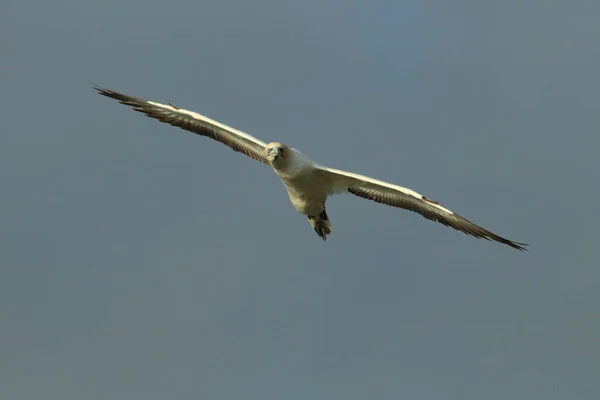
[307,210,332,241]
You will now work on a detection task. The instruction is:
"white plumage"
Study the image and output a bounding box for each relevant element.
[93,85,527,251]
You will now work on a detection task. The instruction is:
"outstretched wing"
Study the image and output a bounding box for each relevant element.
[92,84,270,165]
[315,165,527,251]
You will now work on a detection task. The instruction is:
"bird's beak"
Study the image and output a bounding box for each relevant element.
[267,147,283,162]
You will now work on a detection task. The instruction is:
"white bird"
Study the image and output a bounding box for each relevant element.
[93,85,527,251]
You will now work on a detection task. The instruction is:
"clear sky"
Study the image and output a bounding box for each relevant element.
[1,1,599,399]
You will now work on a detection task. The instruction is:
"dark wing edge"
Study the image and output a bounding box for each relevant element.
[91,83,270,165]
[347,184,528,251]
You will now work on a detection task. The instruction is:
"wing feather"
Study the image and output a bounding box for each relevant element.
[316,166,527,251]
[92,84,270,165]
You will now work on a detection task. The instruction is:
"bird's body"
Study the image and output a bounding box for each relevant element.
[93,84,527,251]
[270,147,325,215]
[267,147,333,238]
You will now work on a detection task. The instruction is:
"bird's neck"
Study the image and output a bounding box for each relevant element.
[272,149,313,177]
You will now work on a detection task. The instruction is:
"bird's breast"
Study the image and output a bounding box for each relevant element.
[280,173,327,216]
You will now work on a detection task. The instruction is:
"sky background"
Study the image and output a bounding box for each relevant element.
[1,0,599,399]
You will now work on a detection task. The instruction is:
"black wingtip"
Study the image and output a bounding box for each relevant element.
[89,81,106,92]
[89,82,113,97]
[496,237,528,251]
[510,242,529,252]
[90,83,140,106]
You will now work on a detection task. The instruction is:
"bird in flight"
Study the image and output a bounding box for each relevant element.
[92,84,527,251]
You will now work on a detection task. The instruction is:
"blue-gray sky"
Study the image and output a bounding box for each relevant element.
[1,1,599,399]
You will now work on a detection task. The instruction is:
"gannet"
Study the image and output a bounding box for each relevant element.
[92,85,527,251]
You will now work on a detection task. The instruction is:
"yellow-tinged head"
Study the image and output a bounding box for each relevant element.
[264,142,290,165]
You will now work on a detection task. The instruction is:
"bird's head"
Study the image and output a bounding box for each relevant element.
[264,142,289,165]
